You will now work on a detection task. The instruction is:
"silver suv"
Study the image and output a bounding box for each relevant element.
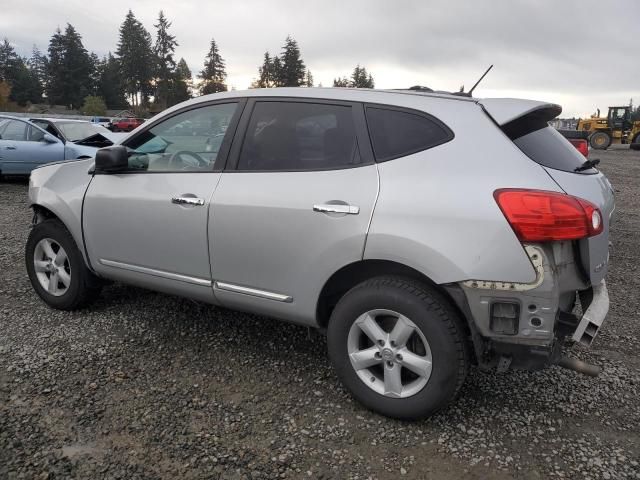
[26,88,614,419]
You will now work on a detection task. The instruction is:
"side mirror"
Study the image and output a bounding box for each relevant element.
[43,133,58,143]
[95,145,129,173]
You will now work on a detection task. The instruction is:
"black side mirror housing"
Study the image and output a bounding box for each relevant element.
[95,145,129,173]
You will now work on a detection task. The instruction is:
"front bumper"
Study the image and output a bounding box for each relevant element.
[572,280,609,347]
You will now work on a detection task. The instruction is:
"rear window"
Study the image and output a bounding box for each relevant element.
[513,126,595,174]
[365,107,453,162]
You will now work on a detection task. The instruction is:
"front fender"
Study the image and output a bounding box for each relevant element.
[29,159,95,265]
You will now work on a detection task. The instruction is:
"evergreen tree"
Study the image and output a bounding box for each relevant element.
[88,52,101,95]
[199,38,227,95]
[271,56,283,86]
[59,24,93,108]
[278,36,306,87]
[333,76,349,87]
[46,28,66,104]
[169,57,192,104]
[28,46,47,96]
[96,53,128,109]
[0,39,19,82]
[350,65,374,88]
[252,51,277,88]
[8,58,42,105]
[116,10,154,108]
[153,10,178,109]
[304,69,314,87]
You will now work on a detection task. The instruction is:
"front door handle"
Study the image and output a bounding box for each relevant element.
[313,204,360,215]
[5,145,16,150]
[171,196,205,206]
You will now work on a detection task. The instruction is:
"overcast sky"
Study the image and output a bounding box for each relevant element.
[1,0,638,117]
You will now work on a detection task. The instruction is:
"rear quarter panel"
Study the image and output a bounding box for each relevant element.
[365,98,564,284]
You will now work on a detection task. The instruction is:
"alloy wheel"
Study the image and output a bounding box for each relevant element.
[33,238,71,297]
[347,309,433,398]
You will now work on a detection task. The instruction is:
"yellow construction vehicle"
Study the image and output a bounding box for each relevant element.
[577,106,640,150]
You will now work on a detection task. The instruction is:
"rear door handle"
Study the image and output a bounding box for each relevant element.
[313,204,360,215]
[5,145,16,150]
[171,196,205,206]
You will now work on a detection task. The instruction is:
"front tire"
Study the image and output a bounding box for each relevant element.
[327,277,469,420]
[26,219,102,310]
[590,131,611,150]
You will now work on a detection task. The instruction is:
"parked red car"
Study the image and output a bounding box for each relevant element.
[110,117,145,132]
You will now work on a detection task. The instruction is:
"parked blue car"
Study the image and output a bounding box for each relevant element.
[0,116,123,176]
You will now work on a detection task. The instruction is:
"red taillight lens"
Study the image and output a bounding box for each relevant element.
[494,189,603,241]
[568,138,589,158]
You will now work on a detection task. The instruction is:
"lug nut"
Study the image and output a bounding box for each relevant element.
[377,340,384,346]
[390,340,396,347]
[374,352,381,359]
[396,354,403,362]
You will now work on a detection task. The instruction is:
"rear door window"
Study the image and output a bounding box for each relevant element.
[513,126,596,174]
[238,101,361,171]
[365,107,453,162]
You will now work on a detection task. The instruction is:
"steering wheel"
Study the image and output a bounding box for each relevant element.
[168,151,208,170]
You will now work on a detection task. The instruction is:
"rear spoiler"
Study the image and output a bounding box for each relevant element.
[479,98,562,140]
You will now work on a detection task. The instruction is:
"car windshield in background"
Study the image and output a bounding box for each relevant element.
[513,126,597,174]
[55,122,100,142]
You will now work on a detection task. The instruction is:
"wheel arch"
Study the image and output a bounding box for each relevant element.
[316,259,472,335]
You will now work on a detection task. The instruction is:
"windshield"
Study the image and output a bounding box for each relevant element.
[55,122,99,142]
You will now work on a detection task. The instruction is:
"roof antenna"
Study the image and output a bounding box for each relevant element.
[465,64,493,97]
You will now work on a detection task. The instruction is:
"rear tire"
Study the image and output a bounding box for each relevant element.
[26,219,102,310]
[590,131,611,150]
[327,276,469,420]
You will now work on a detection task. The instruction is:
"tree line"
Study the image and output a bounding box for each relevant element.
[0,10,375,115]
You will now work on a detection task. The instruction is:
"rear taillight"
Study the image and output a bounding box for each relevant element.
[568,138,589,158]
[494,189,603,241]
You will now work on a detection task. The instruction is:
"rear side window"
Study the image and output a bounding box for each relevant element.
[365,107,453,162]
[514,126,595,174]
[238,101,361,171]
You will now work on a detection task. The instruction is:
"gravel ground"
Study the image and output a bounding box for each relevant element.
[1,149,639,480]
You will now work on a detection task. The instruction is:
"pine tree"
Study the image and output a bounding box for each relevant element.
[253,51,277,88]
[169,57,192,105]
[154,10,178,110]
[333,77,349,87]
[305,69,314,87]
[88,52,101,95]
[0,39,19,83]
[116,10,154,108]
[59,24,93,108]
[350,65,374,88]
[199,38,227,95]
[46,28,66,104]
[279,36,306,87]
[28,46,47,97]
[96,53,128,109]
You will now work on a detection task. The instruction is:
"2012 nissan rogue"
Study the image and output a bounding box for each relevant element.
[25,88,614,419]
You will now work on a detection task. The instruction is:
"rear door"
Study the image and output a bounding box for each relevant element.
[481,99,614,284]
[209,99,378,324]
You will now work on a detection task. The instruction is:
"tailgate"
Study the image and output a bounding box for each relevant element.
[480,98,615,284]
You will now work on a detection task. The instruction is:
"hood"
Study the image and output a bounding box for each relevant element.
[73,132,127,148]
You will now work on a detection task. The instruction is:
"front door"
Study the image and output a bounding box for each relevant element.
[82,101,242,302]
[0,119,63,174]
[210,99,378,324]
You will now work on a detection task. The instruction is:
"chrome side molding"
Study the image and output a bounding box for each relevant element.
[214,281,293,303]
[99,259,212,286]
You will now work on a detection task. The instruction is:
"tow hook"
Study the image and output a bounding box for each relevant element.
[555,356,601,377]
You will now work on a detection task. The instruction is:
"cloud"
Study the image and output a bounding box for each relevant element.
[1,0,638,116]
